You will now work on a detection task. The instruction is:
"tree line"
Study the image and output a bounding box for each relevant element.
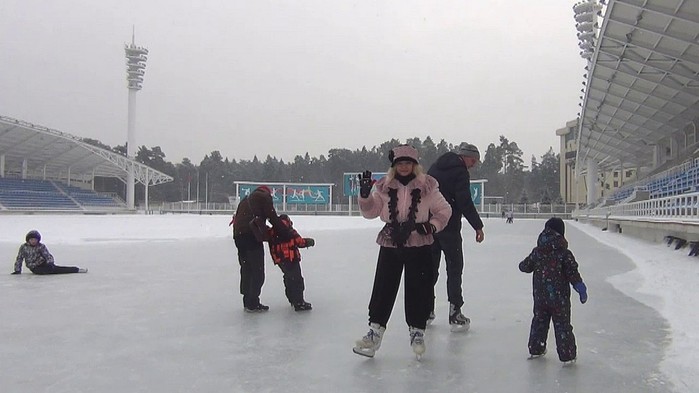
[83,136,561,205]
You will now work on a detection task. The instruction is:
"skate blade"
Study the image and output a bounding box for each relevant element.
[352,347,375,358]
[528,354,545,360]
[450,323,470,333]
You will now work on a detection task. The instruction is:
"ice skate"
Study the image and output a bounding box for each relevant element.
[426,311,435,326]
[409,327,426,360]
[562,358,577,367]
[244,303,269,313]
[293,301,312,311]
[448,304,470,333]
[353,323,385,358]
[528,349,547,359]
[77,268,88,273]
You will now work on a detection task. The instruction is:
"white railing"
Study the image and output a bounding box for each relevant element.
[575,192,699,220]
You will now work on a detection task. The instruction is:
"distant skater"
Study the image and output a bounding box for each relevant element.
[518,218,587,365]
[12,230,87,275]
[506,210,514,224]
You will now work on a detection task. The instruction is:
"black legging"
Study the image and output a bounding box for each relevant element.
[30,264,80,275]
[367,245,433,330]
[234,233,266,308]
[430,230,465,310]
[277,260,305,304]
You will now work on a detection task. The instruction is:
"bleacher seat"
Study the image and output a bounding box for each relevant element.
[0,178,123,210]
[0,178,80,210]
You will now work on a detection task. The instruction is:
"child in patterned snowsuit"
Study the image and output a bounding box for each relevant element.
[267,215,315,311]
[12,230,87,275]
[518,218,587,364]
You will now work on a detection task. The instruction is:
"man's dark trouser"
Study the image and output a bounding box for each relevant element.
[368,245,433,330]
[528,301,577,362]
[277,260,305,305]
[234,233,265,308]
[31,264,80,275]
[430,230,465,312]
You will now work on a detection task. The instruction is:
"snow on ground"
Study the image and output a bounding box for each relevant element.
[571,221,699,393]
[0,214,695,392]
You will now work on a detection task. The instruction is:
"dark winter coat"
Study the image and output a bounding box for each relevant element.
[267,218,311,264]
[232,188,288,240]
[519,228,584,306]
[14,242,54,273]
[428,152,483,233]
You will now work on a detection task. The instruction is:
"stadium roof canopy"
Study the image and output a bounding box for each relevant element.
[576,0,699,172]
[0,115,173,186]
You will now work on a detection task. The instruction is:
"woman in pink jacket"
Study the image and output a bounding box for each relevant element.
[353,145,452,359]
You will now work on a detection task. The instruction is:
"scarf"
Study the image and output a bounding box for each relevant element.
[381,186,422,247]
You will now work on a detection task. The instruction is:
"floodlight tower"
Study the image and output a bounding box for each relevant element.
[124,31,148,209]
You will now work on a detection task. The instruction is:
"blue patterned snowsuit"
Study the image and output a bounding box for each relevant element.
[519,227,584,362]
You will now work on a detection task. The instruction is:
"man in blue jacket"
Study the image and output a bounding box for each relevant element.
[427,142,484,332]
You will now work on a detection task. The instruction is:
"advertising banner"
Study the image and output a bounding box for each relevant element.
[238,183,330,205]
[343,172,386,197]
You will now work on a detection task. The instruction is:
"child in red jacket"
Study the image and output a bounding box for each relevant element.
[267,215,315,311]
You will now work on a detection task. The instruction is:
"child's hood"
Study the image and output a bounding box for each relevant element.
[535,227,569,252]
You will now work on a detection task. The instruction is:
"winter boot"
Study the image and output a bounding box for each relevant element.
[293,301,312,311]
[353,323,385,358]
[449,304,470,332]
[409,326,426,359]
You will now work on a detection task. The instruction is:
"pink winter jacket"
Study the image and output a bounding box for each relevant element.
[358,173,452,248]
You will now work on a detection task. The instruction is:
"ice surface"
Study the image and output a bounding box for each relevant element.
[0,215,693,392]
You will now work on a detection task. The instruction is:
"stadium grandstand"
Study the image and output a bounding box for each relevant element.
[0,115,173,213]
[568,0,699,244]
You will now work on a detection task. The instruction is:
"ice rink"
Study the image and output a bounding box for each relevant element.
[0,215,691,392]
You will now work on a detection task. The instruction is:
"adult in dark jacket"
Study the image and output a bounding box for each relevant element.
[427,142,484,331]
[518,218,587,364]
[232,186,290,312]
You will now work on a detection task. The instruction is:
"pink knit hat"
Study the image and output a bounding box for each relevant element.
[388,145,419,166]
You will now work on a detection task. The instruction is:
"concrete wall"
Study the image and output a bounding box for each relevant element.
[576,216,699,243]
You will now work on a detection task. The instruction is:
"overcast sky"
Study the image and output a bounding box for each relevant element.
[1,0,585,165]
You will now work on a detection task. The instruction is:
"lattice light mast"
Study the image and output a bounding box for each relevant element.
[573,0,603,207]
[124,33,148,209]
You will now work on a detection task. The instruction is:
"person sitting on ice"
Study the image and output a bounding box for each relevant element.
[266,214,315,311]
[12,230,87,275]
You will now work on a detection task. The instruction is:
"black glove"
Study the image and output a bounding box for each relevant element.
[415,222,436,235]
[11,271,20,275]
[358,170,375,198]
[303,238,315,247]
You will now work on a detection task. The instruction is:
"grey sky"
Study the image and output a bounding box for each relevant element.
[1,0,585,165]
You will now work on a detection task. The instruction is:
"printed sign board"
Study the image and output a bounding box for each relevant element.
[343,172,387,197]
[470,182,483,205]
[238,183,330,205]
